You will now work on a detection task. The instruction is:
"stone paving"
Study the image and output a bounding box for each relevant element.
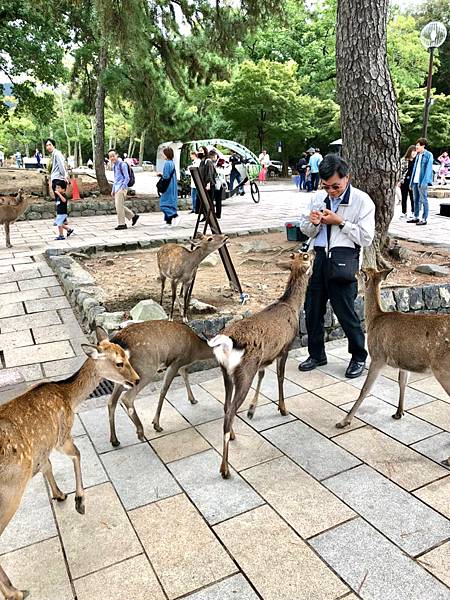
[1,182,450,599]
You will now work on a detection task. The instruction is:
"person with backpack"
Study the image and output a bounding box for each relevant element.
[108,149,139,230]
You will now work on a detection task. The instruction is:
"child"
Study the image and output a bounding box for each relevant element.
[54,183,74,240]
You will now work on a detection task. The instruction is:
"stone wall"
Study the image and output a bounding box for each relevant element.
[46,246,450,349]
[19,196,162,220]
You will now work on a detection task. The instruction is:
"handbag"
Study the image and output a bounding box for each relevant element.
[156,168,175,195]
[327,246,360,284]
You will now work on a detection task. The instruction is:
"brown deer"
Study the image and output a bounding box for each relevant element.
[0,190,30,248]
[157,233,229,322]
[336,268,450,465]
[208,252,313,478]
[0,327,139,600]
[107,320,214,445]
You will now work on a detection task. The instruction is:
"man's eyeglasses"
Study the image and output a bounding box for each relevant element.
[321,182,342,191]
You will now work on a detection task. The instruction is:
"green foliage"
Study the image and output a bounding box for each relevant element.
[387,15,430,90]
[398,87,450,150]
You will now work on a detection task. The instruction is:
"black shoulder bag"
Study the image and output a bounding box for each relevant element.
[156,167,175,195]
[325,192,360,284]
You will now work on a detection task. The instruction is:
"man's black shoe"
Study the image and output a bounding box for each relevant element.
[345,359,365,379]
[407,217,419,223]
[298,357,327,372]
[115,224,127,230]
[131,214,140,226]
[416,220,427,226]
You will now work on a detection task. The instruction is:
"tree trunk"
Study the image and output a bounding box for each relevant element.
[138,129,146,165]
[130,140,136,157]
[336,0,401,268]
[94,45,111,195]
[90,116,96,161]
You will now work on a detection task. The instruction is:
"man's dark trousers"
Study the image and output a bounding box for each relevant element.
[311,172,320,191]
[305,248,367,362]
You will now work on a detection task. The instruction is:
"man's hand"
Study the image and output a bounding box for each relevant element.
[320,209,343,225]
[309,210,322,225]
[206,183,211,191]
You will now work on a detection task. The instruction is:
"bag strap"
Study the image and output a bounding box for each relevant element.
[325,186,360,253]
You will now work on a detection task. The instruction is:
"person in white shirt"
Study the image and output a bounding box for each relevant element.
[258,149,270,183]
[189,150,201,213]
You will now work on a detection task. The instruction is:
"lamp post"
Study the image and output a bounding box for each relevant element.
[420,21,447,138]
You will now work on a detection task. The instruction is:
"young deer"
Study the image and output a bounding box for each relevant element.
[0,190,30,249]
[107,319,214,445]
[157,233,229,322]
[209,252,313,478]
[0,327,139,600]
[336,268,450,465]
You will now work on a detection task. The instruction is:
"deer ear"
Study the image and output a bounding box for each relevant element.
[380,268,393,281]
[96,326,109,343]
[81,344,103,360]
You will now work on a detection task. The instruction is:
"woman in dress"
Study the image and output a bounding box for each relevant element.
[438,151,450,185]
[399,145,416,219]
[258,149,270,184]
[158,147,179,227]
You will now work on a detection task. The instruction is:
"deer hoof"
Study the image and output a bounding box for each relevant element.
[392,412,404,420]
[335,420,349,429]
[53,493,67,502]
[111,439,120,447]
[153,422,163,433]
[247,407,255,419]
[220,468,231,479]
[441,458,450,467]
[279,407,289,417]
[75,496,85,515]
[189,397,198,405]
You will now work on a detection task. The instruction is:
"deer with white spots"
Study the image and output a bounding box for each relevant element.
[209,252,313,478]
[336,268,450,466]
[0,327,139,600]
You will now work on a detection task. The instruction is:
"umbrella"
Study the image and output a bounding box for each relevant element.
[307,147,315,154]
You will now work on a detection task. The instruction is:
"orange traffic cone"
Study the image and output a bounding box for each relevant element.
[71,177,81,200]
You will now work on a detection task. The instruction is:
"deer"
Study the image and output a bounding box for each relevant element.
[107,319,215,445]
[208,252,313,478]
[0,327,139,600]
[157,233,229,322]
[0,190,30,248]
[336,268,450,465]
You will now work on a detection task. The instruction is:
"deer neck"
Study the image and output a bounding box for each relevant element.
[191,245,214,266]
[278,269,309,316]
[61,358,103,409]
[364,280,384,327]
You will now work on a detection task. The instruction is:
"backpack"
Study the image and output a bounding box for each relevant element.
[121,160,135,187]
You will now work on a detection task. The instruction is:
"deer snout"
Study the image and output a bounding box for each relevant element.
[123,375,140,390]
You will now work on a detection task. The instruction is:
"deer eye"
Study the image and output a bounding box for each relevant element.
[116,362,124,368]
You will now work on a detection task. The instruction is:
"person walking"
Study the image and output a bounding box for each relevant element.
[35,148,42,168]
[157,146,179,227]
[45,139,68,195]
[0,149,4,167]
[298,154,375,379]
[15,150,22,168]
[229,149,244,196]
[399,145,416,219]
[308,148,323,191]
[437,151,450,185]
[108,149,139,230]
[53,182,74,240]
[189,150,201,214]
[258,149,270,184]
[296,152,308,191]
[407,137,433,226]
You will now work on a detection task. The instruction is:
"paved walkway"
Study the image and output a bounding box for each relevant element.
[1,183,450,599]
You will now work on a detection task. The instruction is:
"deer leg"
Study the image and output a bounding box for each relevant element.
[169,280,177,321]
[0,486,29,599]
[4,222,11,249]
[108,383,124,447]
[120,380,146,440]
[60,437,85,515]
[336,360,383,428]
[179,365,197,404]
[222,365,235,440]
[152,364,179,432]
[221,362,258,479]
[247,369,264,419]
[159,275,166,306]
[431,367,450,466]
[42,458,67,502]
[276,350,289,416]
[393,369,409,420]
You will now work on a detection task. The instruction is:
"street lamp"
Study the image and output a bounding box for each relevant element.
[420,21,447,138]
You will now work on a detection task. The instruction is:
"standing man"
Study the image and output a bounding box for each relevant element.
[308,148,323,191]
[299,154,375,379]
[108,149,139,230]
[45,139,68,194]
[229,149,244,196]
[296,152,308,190]
[407,137,433,226]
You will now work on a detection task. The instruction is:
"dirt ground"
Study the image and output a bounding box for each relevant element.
[78,233,450,317]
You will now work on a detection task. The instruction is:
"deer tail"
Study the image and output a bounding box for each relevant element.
[208,334,244,371]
